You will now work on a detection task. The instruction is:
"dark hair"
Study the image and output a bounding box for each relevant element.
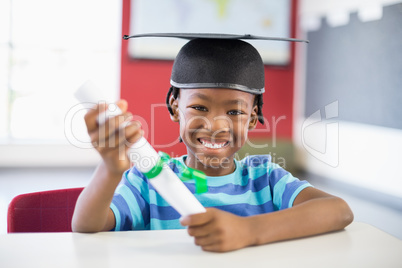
[166,86,264,124]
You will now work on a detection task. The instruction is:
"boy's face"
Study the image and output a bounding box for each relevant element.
[170,88,258,175]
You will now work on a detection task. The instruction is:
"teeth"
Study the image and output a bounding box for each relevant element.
[200,139,226,149]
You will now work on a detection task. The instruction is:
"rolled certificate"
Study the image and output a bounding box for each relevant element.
[75,81,206,217]
[130,137,206,216]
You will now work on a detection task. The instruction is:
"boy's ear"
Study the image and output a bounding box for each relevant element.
[248,105,259,130]
[169,95,180,122]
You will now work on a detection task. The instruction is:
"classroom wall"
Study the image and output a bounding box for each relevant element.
[119,0,301,169]
[295,0,402,198]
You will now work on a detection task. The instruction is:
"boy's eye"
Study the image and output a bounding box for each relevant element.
[191,106,207,112]
[227,110,244,115]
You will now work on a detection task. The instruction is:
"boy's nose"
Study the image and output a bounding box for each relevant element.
[210,115,231,133]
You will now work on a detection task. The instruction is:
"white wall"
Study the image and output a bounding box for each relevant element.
[0,144,100,167]
[294,0,402,198]
[300,0,401,26]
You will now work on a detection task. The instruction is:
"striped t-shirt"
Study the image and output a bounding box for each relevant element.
[110,154,312,231]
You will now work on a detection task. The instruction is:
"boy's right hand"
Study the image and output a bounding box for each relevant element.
[84,99,143,176]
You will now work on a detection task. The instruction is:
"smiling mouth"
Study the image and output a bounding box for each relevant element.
[198,138,230,149]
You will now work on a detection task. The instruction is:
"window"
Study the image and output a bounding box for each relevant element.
[0,0,121,144]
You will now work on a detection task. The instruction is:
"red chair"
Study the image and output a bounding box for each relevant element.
[7,187,84,233]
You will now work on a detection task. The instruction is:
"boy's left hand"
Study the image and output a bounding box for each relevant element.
[180,208,254,252]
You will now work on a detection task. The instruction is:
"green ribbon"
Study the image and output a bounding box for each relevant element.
[143,151,208,194]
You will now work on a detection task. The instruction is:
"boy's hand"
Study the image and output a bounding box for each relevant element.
[180,208,254,252]
[84,99,143,176]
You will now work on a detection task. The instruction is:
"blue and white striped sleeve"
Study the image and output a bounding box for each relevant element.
[268,163,313,210]
[110,168,151,231]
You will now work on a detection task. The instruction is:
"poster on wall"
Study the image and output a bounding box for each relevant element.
[128,0,292,65]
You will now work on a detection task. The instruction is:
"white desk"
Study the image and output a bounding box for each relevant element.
[0,222,401,268]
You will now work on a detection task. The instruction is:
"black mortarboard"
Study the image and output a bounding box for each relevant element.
[123,33,308,95]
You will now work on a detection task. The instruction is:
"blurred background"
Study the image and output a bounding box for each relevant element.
[0,0,401,238]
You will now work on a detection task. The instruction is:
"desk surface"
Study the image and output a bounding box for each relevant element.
[0,222,401,268]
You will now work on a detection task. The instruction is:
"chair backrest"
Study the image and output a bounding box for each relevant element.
[7,187,84,233]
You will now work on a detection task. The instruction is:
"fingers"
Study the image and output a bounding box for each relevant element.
[124,121,144,145]
[193,233,221,248]
[84,99,143,152]
[97,112,134,143]
[84,99,129,133]
[116,99,128,113]
[181,208,219,239]
[84,102,107,133]
[182,208,249,252]
[200,243,231,253]
[91,119,142,152]
[187,222,215,238]
[180,208,215,226]
[181,210,222,250]
[188,224,230,252]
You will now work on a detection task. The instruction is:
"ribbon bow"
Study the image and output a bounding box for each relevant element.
[143,151,208,194]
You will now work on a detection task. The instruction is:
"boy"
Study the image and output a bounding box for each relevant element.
[72,35,353,252]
